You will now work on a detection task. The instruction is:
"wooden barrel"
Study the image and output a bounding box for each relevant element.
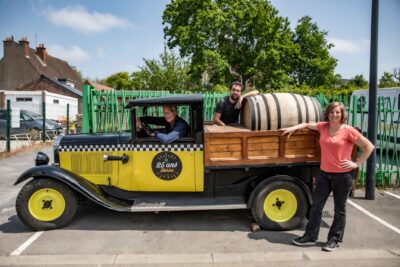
[241,93,323,131]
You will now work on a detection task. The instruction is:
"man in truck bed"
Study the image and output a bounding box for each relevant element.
[214,81,258,126]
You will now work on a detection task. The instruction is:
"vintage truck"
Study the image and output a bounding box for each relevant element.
[14,94,323,231]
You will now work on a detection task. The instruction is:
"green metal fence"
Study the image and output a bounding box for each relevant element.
[82,85,399,187]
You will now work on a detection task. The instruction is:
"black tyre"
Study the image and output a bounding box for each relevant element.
[251,181,308,231]
[16,179,77,231]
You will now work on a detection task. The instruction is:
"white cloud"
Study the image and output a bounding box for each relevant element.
[328,38,369,53]
[45,6,132,34]
[47,45,89,62]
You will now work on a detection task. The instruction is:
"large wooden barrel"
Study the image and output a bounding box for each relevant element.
[241,93,323,131]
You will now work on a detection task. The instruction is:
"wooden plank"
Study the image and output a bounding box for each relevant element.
[210,151,242,159]
[247,136,279,143]
[248,149,279,157]
[209,144,242,152]
[285,135,316,141]
[279,135,286,157]
[285,148,316,156]
[248,142,279,150]
[209,137,242,145]
[286,140,316,149]
[242,136,248,160]
[204,124,250,133]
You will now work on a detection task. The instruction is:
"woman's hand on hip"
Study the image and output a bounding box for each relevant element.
[340,160,358,169]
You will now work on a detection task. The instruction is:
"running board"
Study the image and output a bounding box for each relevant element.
[129,203,247,212]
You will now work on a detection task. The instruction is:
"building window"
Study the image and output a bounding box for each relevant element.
[53,99,59,104]
[16,97,32,102]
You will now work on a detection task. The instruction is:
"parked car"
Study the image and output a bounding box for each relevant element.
[0,109,63,139]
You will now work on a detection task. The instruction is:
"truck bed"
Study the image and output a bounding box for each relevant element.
[204,124,320,167]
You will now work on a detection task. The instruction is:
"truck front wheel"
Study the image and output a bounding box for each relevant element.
[16,178,77,231]
[251,181,308,230]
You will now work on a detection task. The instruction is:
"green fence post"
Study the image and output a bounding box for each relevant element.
[42,101,46,142]
[82,84,90,133]
[6,100,11,152]
[351,96,357,127]
[66,103,69,135]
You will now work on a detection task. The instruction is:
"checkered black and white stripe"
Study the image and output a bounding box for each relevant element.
[59,143,203,152]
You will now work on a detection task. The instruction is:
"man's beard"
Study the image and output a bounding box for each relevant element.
[230,94,239,101]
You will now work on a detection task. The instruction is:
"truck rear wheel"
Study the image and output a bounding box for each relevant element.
[251,181,308,230]
[16,179,77,231]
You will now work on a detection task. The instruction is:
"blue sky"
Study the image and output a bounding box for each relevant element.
[0,0,399,81]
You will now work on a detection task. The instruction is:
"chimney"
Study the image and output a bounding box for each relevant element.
[36,43,47,63]
[3,36,14,58]
[18,37,29,57]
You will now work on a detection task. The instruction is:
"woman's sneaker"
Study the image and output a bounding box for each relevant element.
[322,239,339,251]
[292,235,316,246]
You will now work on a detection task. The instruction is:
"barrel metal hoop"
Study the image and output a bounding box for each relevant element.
[271,94,282,129]
[291,93,302,124]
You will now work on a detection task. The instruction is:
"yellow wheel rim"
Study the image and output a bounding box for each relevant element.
[263,189,297,222]
[28,188,66,221]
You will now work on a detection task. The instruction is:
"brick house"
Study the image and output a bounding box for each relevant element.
[0,36,83,112]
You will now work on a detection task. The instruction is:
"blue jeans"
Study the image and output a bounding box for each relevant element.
[305,170,354,242]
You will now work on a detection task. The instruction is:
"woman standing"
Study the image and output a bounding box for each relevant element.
[281,102,374,252]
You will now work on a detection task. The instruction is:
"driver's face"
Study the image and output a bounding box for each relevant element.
[163,106,177,124]
[230,85,242,101]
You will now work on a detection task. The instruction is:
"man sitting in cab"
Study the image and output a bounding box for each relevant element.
[136,104,189,144]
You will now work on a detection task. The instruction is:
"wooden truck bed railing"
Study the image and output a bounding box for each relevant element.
[204,125,321,167]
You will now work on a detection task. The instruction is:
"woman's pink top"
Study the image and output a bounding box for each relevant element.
[317,122,362,173]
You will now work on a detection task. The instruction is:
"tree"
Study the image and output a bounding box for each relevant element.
[162,0,297,89]
[131,48,197,92]
[348,74,368,88]
[104,72,133,90]
[378,71,397,88]
[393,68,400,84]
[291,16,337,87]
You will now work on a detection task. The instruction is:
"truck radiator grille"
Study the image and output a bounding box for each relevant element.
[70,152,113,174]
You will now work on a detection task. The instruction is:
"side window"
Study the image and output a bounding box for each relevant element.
[136,105,192,141]
[21,113,32,121]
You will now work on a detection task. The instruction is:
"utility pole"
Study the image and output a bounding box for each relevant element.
[366,0,379,200]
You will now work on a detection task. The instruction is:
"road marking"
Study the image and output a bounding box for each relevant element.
[384,191,400,200]
[347,199,400,235]
[10,231,44,256]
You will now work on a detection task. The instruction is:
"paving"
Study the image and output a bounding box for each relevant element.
[0,147,399,266]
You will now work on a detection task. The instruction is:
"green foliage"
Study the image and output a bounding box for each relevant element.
[378,71,398,88]
[291,16,337,87]
[347,74,368,88]
[163,0,298,89]
[163,1,337,90]
[130,48,197,92]
[211,84,229,93]
[104,72,133,90]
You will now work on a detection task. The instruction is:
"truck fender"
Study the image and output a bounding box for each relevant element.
[14,165,130,212]
[247,175,313,209]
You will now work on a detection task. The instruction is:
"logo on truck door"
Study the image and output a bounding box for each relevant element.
[151,152,182,181]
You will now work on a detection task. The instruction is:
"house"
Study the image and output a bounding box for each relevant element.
[84,80,114,91]
[0,36,83,112]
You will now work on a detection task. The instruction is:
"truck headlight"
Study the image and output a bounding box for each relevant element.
[35,152,49,166]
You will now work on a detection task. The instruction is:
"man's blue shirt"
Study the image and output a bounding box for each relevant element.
[140,116,189,144]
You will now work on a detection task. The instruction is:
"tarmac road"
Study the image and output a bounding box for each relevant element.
[0,147,399,266]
